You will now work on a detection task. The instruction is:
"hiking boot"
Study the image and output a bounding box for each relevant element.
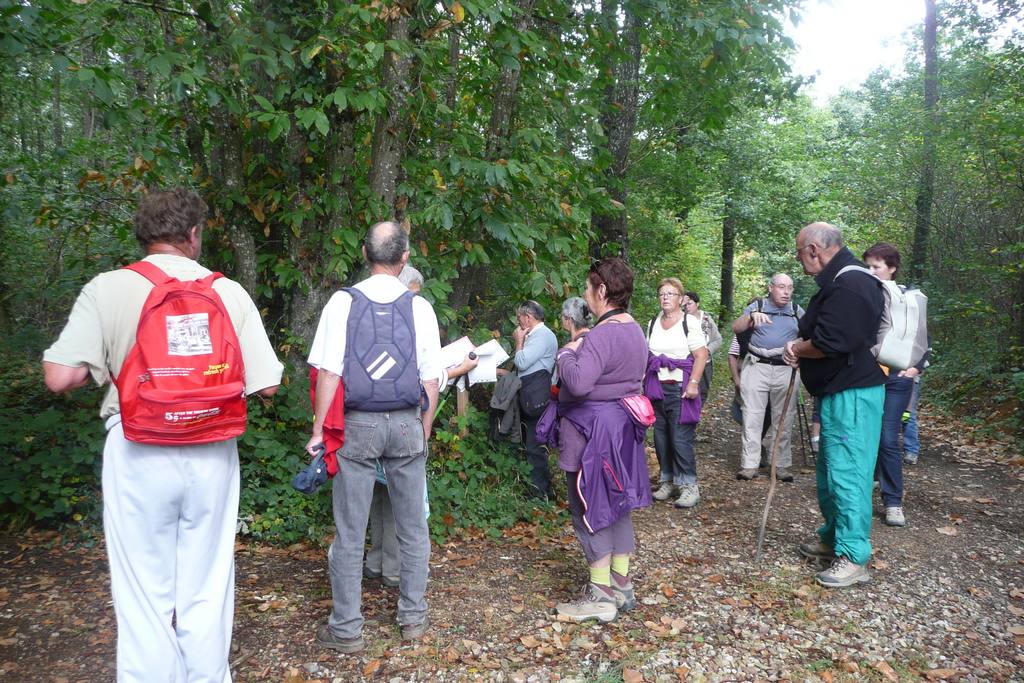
[363,565,382,580]
[382,575,400,588]
[736,468,758,481]
[400,616,430,641]
[797,540,836,561]
[652,482,676,501]
[612,581,636,612]
[903,452,919,465]
[816,556,870,588]
[885,506,906,527]
[315,624,366,654]
[555,583,617,623]
[777,467,794,483]
[674,484,700,508]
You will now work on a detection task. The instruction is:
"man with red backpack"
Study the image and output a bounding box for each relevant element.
[42,189,283,681]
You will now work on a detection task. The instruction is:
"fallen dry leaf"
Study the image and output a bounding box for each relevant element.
[362,659,382,677]
[520,635,540,648]
[974,497,995,504]
[871,659,899,682]
[923,669,959,680]
[936,526,960,537]
[871,559,890,570]
[1008,605,1024,617]
[674,665,690,681]
[1008,625,1024,636]
[820,670,834,683]
[661,585,676,598]
[623,669,644,683]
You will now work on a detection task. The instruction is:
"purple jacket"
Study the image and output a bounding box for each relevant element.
[537,399,652,533]
[643,355,702,424]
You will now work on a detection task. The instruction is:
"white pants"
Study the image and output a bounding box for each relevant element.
[103,417,238,683]
[739,357,797,470]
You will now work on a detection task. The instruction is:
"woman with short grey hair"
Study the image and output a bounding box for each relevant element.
[560,297,591,339]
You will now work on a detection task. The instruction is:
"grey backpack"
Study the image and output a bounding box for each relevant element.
[342,288,421,411]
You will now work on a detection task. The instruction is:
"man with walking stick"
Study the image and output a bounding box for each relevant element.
[783,222,886,588]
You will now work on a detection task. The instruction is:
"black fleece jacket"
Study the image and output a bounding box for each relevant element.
[798,247,887,397]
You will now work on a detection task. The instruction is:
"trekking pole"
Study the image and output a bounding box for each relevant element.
[755,367,798,563]
[796,392,812,466]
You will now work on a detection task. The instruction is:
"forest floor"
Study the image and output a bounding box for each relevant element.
[2,393,1023,683]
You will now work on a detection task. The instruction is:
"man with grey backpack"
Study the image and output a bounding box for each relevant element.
[306,221,442,653]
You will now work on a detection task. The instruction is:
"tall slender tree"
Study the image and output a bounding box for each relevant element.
[911,0,938,283]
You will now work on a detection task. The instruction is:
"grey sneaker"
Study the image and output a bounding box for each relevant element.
[797,540,836,561]
[903,452,919,465]
[885,506,906,527]
[612,581,636,612]
[652,482,675,501]
[316,624,366,653]
[736,468,758,480]
[674,484,700,508]
[400,615,430,641]
[816,556,870,588]
[555,583,617,623]
[777,467,794,483]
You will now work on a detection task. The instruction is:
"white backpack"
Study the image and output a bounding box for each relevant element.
[835,266,928,371]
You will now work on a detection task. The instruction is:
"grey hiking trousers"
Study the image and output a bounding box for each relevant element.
[327,407,430,638]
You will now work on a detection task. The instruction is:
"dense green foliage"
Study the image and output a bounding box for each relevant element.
[2,0,1022,534]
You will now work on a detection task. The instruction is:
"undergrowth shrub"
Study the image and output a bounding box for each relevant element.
[1,354,559,544]
[0,360,106,527]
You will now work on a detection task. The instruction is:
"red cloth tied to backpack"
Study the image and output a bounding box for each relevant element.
[116,261,247,445]
[308,367,344,477]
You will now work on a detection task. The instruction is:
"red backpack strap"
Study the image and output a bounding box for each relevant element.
[199,271,224,287]
[124,260,176,286]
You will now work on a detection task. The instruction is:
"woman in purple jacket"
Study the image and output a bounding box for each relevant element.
[546,258,651,623]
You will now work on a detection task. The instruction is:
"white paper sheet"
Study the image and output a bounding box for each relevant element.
[468,338,510,386]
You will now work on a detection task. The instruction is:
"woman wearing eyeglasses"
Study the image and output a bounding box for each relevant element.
[537,259,652,623]
[644,277,709,508]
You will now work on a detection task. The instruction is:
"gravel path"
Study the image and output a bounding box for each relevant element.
[1,397,1022,682]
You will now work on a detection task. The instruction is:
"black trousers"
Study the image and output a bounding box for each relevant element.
[521,415,552,498]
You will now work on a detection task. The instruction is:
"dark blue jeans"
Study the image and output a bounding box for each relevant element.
[876,376,914,507]
[652,382,698,486]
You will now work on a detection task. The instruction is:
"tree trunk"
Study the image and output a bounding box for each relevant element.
[910,0,938,283]
[436,29,460,160]
[450,0,535,315]
[485,0,534,158]
[51,70,63,151]
[588,0,640,261]
[718,198,736,328]
[368,2,413,215]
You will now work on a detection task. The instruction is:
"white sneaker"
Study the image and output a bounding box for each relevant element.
[885,506,906,527]
[816,556,870,588]
[674,484,700,508]
[652,482,675,501]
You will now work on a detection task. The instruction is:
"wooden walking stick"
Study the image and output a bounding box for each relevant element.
[755,367,798,563]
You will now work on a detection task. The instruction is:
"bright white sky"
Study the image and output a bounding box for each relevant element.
[788,0,924,103]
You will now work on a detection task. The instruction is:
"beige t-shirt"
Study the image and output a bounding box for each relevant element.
[43,254,284,419]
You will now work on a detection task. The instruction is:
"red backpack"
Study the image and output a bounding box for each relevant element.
[115,261,247,445]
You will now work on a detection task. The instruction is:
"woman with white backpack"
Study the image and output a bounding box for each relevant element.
[862,243,929,528]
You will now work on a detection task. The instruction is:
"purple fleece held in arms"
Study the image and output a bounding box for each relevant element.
[643,354,702,424]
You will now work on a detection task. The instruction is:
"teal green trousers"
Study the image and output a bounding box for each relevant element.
[816,384,885,565]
